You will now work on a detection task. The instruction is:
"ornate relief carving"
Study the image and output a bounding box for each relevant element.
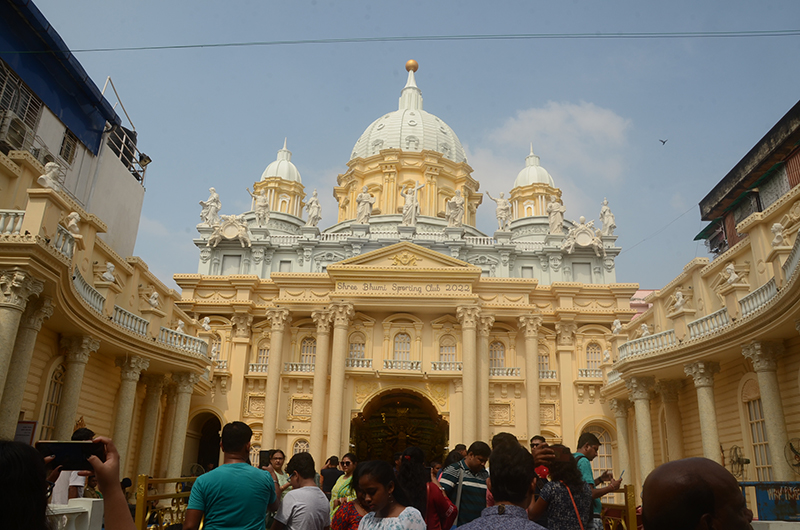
[355,381,379,404]
[555,322,577,345]
[172,372,201,393]
[609,398,629,418]
[288,395,313,421]
[312,310,333,333]
[489,402,514,426]
[655,380,682,403]
[519,313,543,338]
[426,383,447,406]
[477,315,495,337]
[232,314,253,337]
[391,251,421,266]
[332,302,355,328]
[244,394,266,416]
[0,269,43,311]
[539,402,560,425]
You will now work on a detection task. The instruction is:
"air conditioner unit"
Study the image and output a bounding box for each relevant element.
[29,145,56,166]
[0,110,34,153]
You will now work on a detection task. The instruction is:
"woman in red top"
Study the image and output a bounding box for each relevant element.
[331,463,369,530]
[396,447,458,530]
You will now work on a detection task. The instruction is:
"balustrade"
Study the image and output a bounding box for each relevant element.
[539,370,557,379]
[431,361,463,371]
[515,241,543,252]
[215,359,228,370]
[72,267,105,313]
[465,236,497,246]
[489,367,521,377]
[284,362,314,373]
[783,232,800,279]
[739,278,778,318]
[345,357,373,368]
[53,225,75,259]
[578,368,603,378]
[383,359,421,370]
[687,308,731,340]
[113,305,149,336]
[618,329,677,360]
[271,235,300,245]
[249,363,268,373]
[0,209,24,234]
[606,370,621,384]
[158,327,209,356]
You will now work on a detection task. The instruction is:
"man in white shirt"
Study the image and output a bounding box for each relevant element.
[274,452,330,530]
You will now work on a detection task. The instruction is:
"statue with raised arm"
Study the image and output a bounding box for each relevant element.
[401,181,425,227]
[305,189,322,227]
[246,187,270,227]
[445,190,465,227]
[486,191,512,231]
[199,187,222,226]
[547,195,566,235]
[37,162,63,190]
[599,198,616,236]
[356,185,375,224]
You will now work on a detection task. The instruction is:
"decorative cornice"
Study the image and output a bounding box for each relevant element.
[742,341,783,373]
[19,295,54,331]
[626,376,655,401]
[172,372,201,393]
[609,398,630,418]
[456,305,481,329]
[331,302,355,328]
[478,315,495,337]
[60,335,100,364]
[518,313,543,338]
[115,355,150,382]
[0,269,44,311]
[684,361,720,388]
[311,310,333,333]
[655,379,682,403]
[266,308,291,331]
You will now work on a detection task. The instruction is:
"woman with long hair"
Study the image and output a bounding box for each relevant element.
[528,445,592,530]
[331,452,359,520]
[331,462,370,530]
[396,447,457,530]
[357,460,426,530]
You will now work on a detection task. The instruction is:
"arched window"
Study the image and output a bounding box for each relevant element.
[586,342,602,371]
[439,335,456,363]
[250,443,261,467]
[393,333,411,361]
[300,337,317,365]
[209,334,222,359]
[40,363,66,440]
[742,378,773,480]
[251,341,269,373]
[587,426,613,478]
[349,333,366,359]
[489,341,505,368]
[279,196,290,213]
[293,439,310,454]
[538,347,550,373]
[524,202,534,217]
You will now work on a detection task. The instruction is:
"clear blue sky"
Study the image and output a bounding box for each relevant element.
[33,0,800,290]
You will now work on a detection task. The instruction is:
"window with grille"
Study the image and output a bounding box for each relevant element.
[747,398,773,480]
[256,342,269,364]
[293,439,310,454]
[250,444,261,467]
[40,363,66,440]
[59,130,78,165]
[586,427,618,502]
[349,333,365,359]
[393,333,411,361]
[586,343,602,370]
[0,60,43,130]
[300,337,317,365]
[439,336,456,362]
[210,334,222,359]
[489,341,505,368]
[538,349,550,373]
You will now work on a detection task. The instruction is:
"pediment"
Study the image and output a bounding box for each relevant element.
[329,242,478,271]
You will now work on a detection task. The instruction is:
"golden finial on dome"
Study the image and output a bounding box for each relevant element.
[405,60,419,72]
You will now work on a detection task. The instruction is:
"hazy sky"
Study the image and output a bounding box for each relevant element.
[32,0,800,290]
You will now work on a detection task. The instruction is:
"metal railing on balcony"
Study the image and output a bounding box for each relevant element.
[158,327,208,356]
[739,278,778,318]
[135,475,197,530]
[0,209,24,235]
[284,362,314,373]
[540,370,557,379]
[383,359,421,370]
[687,307,731,340]
[431,361,463,371]
[618,329,677,360]
[53,225,75,259]
[578,368,603,378]
[249,362,268,373]
[490,367,521,377]
[72,267,105,313]
[345,357,373,368]
[112,305,149,336]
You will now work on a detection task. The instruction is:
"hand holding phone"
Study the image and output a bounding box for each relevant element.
[36,440,106,471]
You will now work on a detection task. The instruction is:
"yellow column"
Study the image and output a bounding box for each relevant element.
[326,303,354,458]
[684,361,721,463]
[656,379,684,461]
[310,309,333,463]
[0,269,43,406]
[609,398,631,485]
[136,375,165,477]
[626,376,655,483]
[457,306,480,444]
[263,308,291,448]
[555,322,576,448]
[166,372,200,480]
[113,355,150,472]
[519,313,542,439]
[55,336,100,440]
[477,315,494,442]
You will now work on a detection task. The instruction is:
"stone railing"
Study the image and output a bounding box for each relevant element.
[113,305,149,336]
[739,278,778,318]
[783,231,800,280]
[540,370,557,379]
[383,359,421,370]
[618,329,677,360]
[415,231,446,241]
[320,232,351,241]
[284,362,314,373]
[48,498,103,530]
[249,362,268,373]
[0,209,24,235]
[578,368,603,378]
[52,224,75,260]
[687,307,731,340]
[465,236,497,246]
[271,235,301,245]
[72,267,105,313]
[606,370,621,384]
[158,327,209,356]
[515,241,544,252]
[345,357,373,368]
[431,361,463,371]
[215,359,228,370]
[490,367,521,377]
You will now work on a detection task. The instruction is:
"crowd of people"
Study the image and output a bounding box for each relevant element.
[1,419,754,530]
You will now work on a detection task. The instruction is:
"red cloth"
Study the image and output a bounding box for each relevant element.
[331,500,364,530]
[426,482,458,530]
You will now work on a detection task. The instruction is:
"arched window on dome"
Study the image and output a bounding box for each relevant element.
[278,195,290,213]
[439,335,456,363]
[300,337,317,366]
[40,362,66,440]
[393,333,411,361]
[293,439,310,454]
[489,341,505,369]
[524,201,534,217]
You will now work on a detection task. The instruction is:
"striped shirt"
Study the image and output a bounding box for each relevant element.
[439,460,489,525]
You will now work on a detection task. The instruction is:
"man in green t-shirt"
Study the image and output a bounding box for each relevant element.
[574,432,622,530]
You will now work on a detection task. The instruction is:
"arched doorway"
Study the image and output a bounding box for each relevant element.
[185,412,222,474]
[350,389,448,464]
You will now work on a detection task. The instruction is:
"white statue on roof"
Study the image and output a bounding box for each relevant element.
[771,223,785,247]
[356,186,375,224]
[446,190,465,228]
[401,181,425,227]
[487,192,512,231]
[200,187,222,226]
[66,212,81,234]
[37,162,63,190]
[599,198,616,236]
[246,187,270,227]
[305,189,322,227]
[547,195,566,235]
[100,262,116,283]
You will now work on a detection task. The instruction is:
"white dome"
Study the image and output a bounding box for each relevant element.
[513,146,554,188]
[350,68,467,164]
[261,139,301,183]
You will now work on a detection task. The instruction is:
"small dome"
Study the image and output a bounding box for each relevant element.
[513,145,554,188]
[261,139,301,183]
[351,63,468,164]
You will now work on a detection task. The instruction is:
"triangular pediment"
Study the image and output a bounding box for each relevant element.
[330,242,478,270]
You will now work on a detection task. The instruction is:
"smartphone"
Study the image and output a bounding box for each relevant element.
[36,440,106,471]
[619,469,625,479]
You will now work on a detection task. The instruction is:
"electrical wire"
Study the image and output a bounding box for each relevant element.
[618,204,697,255]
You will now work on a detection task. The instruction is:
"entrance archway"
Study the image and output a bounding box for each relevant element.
[350,389,448,463]
[185,412,222,473]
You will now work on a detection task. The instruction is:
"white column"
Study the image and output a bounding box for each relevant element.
[457,306,480,444]
[684,361,721,463]
[0,296,53,438]
[326,303,354,458]
[262,308,291,448]
[55,336,100,440]
[609,398,631,485]
[166,372,200,480]
[626,376,655,483]
[656,379,684,461]
[113,355,150,472]
[0,269,43,405]
[137,374,165,477]
[519,313,542,439]
[743,341,793,481]
[310,309,333,464]
[159,384,177,477]
[477,315,494,443]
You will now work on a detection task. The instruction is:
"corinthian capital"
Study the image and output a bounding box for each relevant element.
[519,313,543,338]
[19,296,54,331]
[172,372,201,393]
[684,361,720,388]
[331,303,354,328]
[115,355,150,381]
[312,310,333,333]
[60,335,100,364]
[456,306,481,329]
[0,269,44,311]
[555,321,577,345]
[609,398,630,418]
[478,315,495,336]
[626,376,655,401]
[656,379,682,403]
[231,314,253,338]
[742,341,783,373]
[142,374,166,396]
[266,308,291,332]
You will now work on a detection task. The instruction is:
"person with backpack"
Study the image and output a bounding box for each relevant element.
[528,445,592,530]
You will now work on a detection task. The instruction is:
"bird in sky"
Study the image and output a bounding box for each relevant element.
[659,139,668,145]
